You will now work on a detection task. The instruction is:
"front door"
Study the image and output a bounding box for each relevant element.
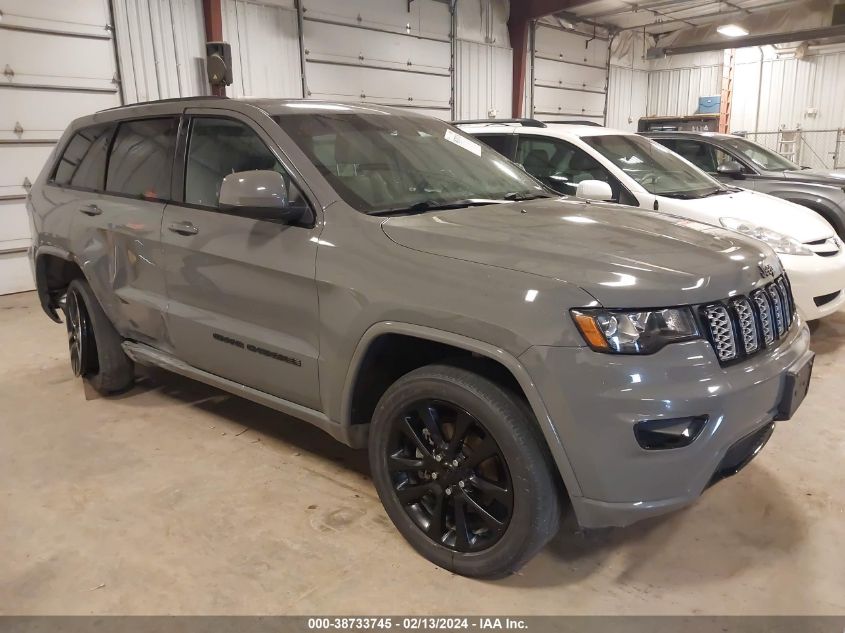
[162,110,322,410]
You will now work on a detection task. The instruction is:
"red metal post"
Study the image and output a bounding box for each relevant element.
[202,0,225,96]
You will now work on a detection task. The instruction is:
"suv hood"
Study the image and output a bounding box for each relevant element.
[382,199,781,308]
[781,167,845,185]
[675,188,834,242]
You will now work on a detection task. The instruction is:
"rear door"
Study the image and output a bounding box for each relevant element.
[51,117,172,347]
[83,117,177,346]
[161,109,322,410]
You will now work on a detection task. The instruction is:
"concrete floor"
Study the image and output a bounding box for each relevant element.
[1,290,844,615]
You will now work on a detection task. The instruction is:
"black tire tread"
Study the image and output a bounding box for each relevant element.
[369,362,560,578]
[68,279,134,394]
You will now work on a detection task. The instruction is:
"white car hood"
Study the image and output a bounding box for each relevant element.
[675,188,834,243]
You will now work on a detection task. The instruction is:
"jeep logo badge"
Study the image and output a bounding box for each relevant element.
[759,263,775,279]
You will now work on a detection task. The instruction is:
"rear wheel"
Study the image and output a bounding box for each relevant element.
[369,363,561,577]
[63,279,134,394]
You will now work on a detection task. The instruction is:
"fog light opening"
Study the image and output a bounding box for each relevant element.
[634,416,708,450]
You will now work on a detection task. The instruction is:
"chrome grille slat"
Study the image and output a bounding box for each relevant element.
[732,298,758,354]
[703,274,794,365]
[768,284,785,337]
[704,305,736,362]
[777,278,792,327]
[753,290,775,346]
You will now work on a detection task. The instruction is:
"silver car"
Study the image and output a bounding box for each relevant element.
[28,98,814,578]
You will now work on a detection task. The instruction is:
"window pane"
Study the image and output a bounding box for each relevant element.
[106,118,179,199]
[475,135,511,157]
[54,124,114,189]
[516,136,614,196]
[671,140,716,172]
[273,112,546,214]
[186,117,284,208]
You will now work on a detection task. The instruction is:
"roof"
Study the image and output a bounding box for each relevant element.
[643,130,737,140]
[99,96,420,118]
[456,121,634,140]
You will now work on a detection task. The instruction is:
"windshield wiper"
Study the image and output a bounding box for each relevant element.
[369,199,502,216]
[503,191,554,201]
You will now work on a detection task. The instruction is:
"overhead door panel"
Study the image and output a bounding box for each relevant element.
[532,23,609,122]
[302,0,452,118]
[0,0,120,294]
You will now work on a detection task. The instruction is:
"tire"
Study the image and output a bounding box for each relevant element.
[368,363,561,578]
[64,278,134,394]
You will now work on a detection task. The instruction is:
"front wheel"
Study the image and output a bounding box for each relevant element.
[368,363,561,578]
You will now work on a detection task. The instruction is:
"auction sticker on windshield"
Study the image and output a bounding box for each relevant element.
[445,129,481,156]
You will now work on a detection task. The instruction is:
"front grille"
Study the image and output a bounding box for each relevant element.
[701,274,795,365]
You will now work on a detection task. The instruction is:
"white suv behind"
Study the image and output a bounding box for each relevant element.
[458,119,845,321]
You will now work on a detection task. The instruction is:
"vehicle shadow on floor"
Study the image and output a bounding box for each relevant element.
[498,462,807,589]
[110,366,372,478]
[809,311,845,359]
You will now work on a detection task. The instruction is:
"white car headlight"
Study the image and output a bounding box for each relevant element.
[719,217,813,256]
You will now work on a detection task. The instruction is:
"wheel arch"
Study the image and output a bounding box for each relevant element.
[34,246,84,322]
[340,322,583,497]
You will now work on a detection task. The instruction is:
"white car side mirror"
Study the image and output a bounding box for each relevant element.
[575,179,614,201]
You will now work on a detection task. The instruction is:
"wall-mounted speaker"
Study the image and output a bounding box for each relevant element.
[206,41,233,86]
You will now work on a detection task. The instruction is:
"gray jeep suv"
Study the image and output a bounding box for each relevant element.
[28,98,814,578]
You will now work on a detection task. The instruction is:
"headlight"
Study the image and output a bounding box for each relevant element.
[719,217,812,256]
[571,308,700,354]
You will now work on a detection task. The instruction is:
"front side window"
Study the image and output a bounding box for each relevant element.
[583,134,725,199]
[474,134,515,159]
[272,111,547,214]
[53,123,115,190]
[185,117,307,213]
[720,137,798,171]
[515,136,614,193]
[106,118,179,200]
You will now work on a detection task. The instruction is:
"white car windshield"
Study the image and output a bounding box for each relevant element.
[583,134,727,199]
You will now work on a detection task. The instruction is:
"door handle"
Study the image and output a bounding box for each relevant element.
[167,221,199,236]
[79,204,102,216]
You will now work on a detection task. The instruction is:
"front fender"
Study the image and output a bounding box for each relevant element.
[340,321,584,498]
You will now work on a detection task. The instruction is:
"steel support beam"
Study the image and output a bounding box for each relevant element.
[508,1,582,117]
[202,0,225,96]
[649,24,845,58]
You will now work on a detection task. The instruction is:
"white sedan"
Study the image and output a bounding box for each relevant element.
[459,120,845,320]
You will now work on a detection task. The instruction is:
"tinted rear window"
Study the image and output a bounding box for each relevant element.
[106,118,179,200]
[53,123,115,190]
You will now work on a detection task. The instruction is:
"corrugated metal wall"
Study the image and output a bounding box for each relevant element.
[454,0,512,120]
[606,31,649,130]
[732,48,845,132]
[301,0,453,119]
[645,52,723,118]
[222,0,302,98]
[112,0,208,103]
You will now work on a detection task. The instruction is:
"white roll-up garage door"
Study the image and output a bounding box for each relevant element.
[0,0,121,294]
[302,0,453,120]
[531,22,609,123]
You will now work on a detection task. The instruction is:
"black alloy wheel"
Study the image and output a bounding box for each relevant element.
[65,287,97,378]
[386,399,514,552]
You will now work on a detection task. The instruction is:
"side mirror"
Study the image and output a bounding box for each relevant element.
[219,170,308,224]
[716,160,745,178]
[575,179,614,201]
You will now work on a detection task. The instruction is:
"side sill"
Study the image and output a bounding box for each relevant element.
[122,341,368,448]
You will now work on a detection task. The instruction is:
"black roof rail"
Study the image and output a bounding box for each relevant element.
[542,119,604,127]
[452,118,547,128]
[98,95,228,113]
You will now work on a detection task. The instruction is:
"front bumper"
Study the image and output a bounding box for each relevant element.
[520,321,812,529]
[782,250,845,320]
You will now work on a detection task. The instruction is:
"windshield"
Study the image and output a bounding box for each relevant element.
[720,136,799,171]
[272,110,548,214]
[582,134,725,199]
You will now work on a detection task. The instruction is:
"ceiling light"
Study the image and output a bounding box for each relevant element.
[717,24,749,37]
